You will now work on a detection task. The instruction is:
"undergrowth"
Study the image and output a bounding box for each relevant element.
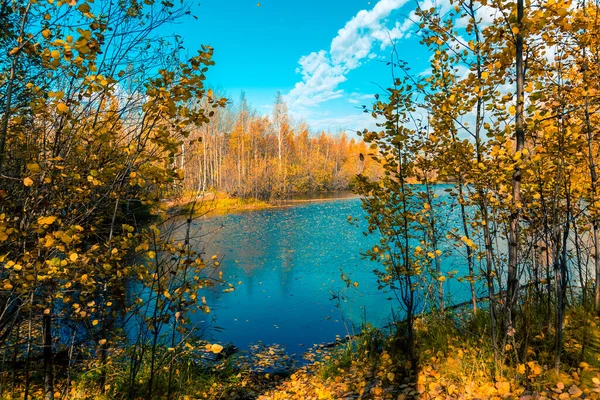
[4,303,600,399]
[258,303,600,399]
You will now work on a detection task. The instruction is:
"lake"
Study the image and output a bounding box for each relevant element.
[178,191,475,357]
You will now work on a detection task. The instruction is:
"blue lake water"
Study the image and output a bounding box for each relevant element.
[180,193,477,356]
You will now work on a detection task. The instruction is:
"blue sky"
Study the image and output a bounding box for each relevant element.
[163,0,430,133]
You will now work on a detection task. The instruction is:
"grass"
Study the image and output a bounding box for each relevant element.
[168,192,275,217]
[6,305,600,399]
[8,341,278,400]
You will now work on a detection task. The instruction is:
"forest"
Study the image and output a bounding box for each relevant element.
[176,92,380,200]
[1,0,600,399]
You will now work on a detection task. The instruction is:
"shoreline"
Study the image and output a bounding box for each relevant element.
[280,195,360,204]
[166,191,359,217]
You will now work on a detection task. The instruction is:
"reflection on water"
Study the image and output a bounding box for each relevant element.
[179,194,474,356]
[283,190,359,202]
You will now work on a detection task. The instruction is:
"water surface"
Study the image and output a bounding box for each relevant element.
[181,193,475,356]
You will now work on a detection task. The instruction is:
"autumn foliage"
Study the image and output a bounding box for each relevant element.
[0,0,230,398]
[259,0,600,394]
[4,0,600,398]
[175,91,381,201]
[0,0,380,398]
[352,0,600,393]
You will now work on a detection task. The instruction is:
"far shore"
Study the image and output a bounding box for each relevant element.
[281,192,359,204]
[165,190,360,217]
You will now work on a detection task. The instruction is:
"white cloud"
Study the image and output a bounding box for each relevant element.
[371,20,411,49]
[285,0,492,131]
[287,50,347,108]
[348,92,376,105]
[285,0,411,111]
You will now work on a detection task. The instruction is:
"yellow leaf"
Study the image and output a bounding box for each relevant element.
[99,339,107,345]
[61,234,73,244]
[496,381,510,395]
[92,320,98,326]
[209,343,223,354]
[69,253,78,262]
[27,163,40,172]
[78,3,91,13]
[23,177,34,186]
[570,384,584,397]
[527,361,542,375]
[428,382,438,392]
[38,216,57,225]
[135,243,148,252]
[511,26,519,35]
[163,290,171,299]
[57,102,69,113]
[447,384,456,395]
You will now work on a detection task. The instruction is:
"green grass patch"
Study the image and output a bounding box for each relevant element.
[171,192,275,217]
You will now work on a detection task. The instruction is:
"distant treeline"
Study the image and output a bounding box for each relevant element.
[178,93,381,200]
